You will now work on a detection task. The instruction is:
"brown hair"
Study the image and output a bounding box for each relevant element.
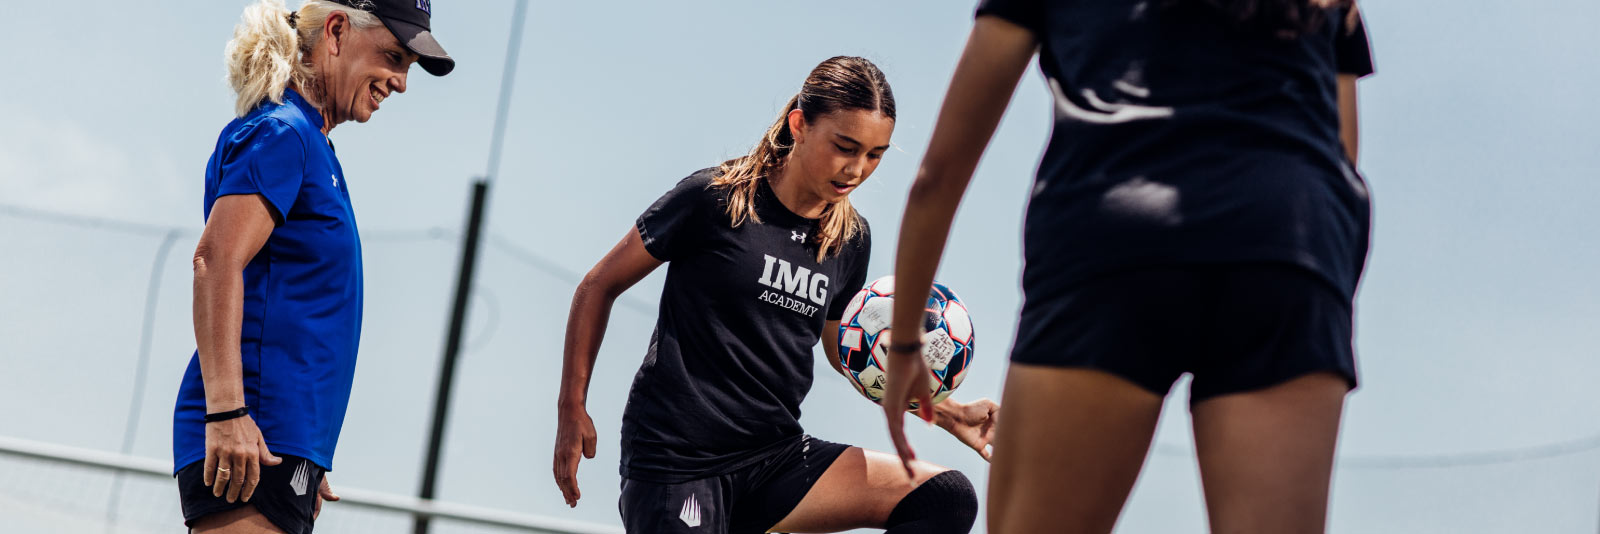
[713,56,895,262]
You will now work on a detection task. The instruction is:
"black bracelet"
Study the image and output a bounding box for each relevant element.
[204,406,250,423]
[886,341,924,354]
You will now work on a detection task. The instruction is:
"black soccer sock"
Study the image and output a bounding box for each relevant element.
[884,470,978,534]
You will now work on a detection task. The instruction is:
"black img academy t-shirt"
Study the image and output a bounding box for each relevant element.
[620,168,871,483]
[978,0,1376,298]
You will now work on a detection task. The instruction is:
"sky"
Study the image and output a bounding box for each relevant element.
[2,1,1599,533]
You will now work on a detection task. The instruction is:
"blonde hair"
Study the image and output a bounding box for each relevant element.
[224,0,382,117]
[714,56,894,262]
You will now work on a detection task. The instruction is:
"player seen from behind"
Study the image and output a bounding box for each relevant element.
[883,1,1375,532]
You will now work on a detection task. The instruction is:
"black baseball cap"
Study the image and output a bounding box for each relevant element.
[333,0,455,76]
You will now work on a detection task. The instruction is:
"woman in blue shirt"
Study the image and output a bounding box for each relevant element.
[883,1,1374,532]
[172,1,453,532]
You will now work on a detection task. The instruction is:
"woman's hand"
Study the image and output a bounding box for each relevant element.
[203,414,281,503]
[313,476,339,519]
[881,330,936,479]
[884,14,1037,483]
[192,194,279,503]
[552,404,598,508]
[934,398,1000,461]
[551,227,662,508]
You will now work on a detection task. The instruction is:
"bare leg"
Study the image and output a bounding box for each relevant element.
[987,364,1166,534]
[1191,372,1348,534]
[770,447,947,532]
[190,505,285,534]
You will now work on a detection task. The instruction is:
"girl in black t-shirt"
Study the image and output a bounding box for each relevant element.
[553,56,993,534]
[882,1,1374,533]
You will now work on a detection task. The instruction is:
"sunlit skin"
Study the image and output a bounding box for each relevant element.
[768,108,895,217]
[296,12,419,135]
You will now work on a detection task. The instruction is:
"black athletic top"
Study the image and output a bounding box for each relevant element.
[620,168,871,483]
[977,0,1376,298]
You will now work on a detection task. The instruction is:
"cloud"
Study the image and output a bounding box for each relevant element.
[0,110,190,228]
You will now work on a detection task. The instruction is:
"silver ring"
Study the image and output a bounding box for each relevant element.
[217,467,231,474]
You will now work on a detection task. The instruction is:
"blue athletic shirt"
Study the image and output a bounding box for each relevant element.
[173,89,363,473]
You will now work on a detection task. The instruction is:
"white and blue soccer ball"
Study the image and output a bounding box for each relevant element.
[837,275,974,408]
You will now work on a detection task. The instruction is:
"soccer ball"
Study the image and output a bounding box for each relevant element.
[836,275,974,408]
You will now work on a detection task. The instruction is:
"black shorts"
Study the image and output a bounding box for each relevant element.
[619,434,850,534]
[1011,263,1358,403]
[176,455,325,533]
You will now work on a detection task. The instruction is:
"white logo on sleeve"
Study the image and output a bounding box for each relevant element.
[791,230,806,243]
[679,493,702,528]
[331,174,339,187]
[290,461,311,496]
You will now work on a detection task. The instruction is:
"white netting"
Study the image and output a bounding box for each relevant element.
[0,451,604,534]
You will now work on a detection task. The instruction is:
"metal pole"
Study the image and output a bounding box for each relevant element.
[106,229,181,533]
[0,435,623,534]
[415,0,528,530]
[415,180,489,534]
[483,0,531,188]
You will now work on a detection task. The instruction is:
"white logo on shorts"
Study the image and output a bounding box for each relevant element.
[290,461,311,496]
[678,493,701,528]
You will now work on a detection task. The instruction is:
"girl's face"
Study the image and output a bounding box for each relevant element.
[787,108,894,204]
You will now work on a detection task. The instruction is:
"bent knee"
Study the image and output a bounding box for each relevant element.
[887,470,978,533]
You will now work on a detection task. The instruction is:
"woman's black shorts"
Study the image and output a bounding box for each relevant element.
[176,455,325,533]
[1010,263,1358,403]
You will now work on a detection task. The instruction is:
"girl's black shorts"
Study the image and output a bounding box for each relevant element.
[618,434,850,534]
[1011,263,1358,403]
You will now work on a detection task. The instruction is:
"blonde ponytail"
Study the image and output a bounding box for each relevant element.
[714,95,799,230]
[225,0,382,117]
[225,0,304,117]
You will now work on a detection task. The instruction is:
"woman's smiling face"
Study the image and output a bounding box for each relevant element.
[315,12,418,126]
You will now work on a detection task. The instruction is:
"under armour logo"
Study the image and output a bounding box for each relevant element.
[331,174,338,188]
[679,494,701,527]
[791,231,807,243]
[290,461,311,496]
